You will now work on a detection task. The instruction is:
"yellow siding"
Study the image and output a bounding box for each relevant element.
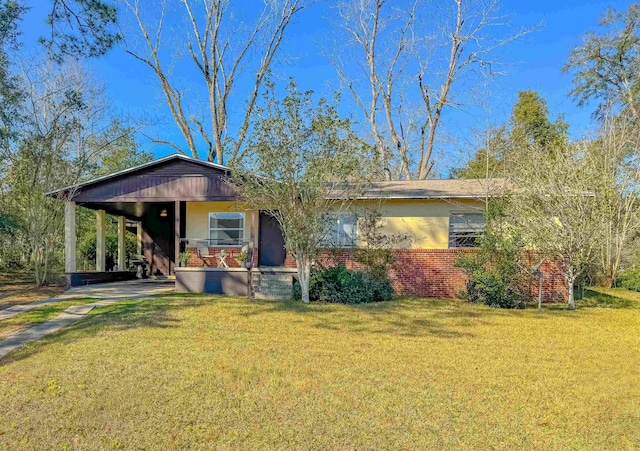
[353,198,485,249]
[185,202,257,246]
[185,198,484,250]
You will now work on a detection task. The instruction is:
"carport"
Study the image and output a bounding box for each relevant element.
[48,154,238,286]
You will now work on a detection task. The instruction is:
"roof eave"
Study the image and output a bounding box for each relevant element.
[46,154,230,197]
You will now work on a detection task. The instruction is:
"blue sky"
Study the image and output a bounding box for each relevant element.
[21,0,634,175]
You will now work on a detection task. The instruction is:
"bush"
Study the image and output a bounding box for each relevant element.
[616,269,640,291]
[455,201,531,309]
[460,266,529,309]
[294,263,393,304]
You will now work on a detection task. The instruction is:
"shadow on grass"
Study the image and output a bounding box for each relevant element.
[577,289,637,309]
[243,295,595,336]
[0,294,213,366]
[239,298,508,338]
[1,292,598,366]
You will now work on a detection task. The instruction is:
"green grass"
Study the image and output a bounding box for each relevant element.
[579,286,640,308]
[0,295,639,450]
[0,299,97,340]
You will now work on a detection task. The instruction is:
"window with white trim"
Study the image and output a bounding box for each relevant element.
[448,213,485,248]
[208,212,245,246]
[320,213,357,247]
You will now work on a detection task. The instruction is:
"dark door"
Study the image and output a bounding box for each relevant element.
[258,212,286,267]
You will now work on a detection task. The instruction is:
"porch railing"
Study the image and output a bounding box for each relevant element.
[179,238,252,266]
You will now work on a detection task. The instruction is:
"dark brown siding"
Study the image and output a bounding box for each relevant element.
[141,203,175,276]
[72,159,237,203]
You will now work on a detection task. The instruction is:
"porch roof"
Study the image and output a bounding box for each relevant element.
[47,154,236,204]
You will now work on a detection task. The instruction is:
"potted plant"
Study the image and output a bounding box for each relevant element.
[236,249,248,268]
[178,252,192,267]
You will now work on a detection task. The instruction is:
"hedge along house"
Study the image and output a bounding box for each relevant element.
[48,154,566,300]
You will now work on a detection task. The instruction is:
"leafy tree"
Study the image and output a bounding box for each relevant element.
[587,114,640,287]
[43,0,120,61]
[506,140,599,310]
[75,120,152,269]
[229,82,374,303]
[351,207,411,279]
[0,0,26,142]
[564,3,640,121]
[455,201,531,309]
[454,91,566,179]
[88,119,153,176]
[1,62,113,285]
[510,90,568,151]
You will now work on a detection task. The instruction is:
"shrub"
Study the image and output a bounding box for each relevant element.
[294,263,393,303]
[455,202,531,309]
[616,269,640,291]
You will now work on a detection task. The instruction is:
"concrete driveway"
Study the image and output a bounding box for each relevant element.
[0,279,175,359]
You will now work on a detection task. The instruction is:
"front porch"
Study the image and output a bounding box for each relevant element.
[51,155,291,295]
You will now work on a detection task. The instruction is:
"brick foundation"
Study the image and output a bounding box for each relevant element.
[185,245,568,301]
[287,248,568,301]
[522,255,568,302]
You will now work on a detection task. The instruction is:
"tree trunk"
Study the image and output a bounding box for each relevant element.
[603,272,614,289]
[566,268,577,310]
[296,254,311,304]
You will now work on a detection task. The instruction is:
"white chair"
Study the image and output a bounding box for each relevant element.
[215,249,228,268]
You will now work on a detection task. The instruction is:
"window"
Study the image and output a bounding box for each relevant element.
[449,213,485,248]
[320,213,357,247]
[208,212,245,246]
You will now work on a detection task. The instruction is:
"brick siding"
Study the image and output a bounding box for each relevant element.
[287,248,568,301]
[184,247,247,268]
[186,245,567,301]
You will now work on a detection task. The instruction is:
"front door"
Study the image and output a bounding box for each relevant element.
[258,212,286,267]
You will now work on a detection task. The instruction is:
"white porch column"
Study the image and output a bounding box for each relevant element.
[136,222,142,255]
[64,201,76,273]
[96,209,106,272]
[118,216,126,271]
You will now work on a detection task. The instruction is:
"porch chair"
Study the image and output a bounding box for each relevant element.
[215,249,228,268]
[196,240,211,259]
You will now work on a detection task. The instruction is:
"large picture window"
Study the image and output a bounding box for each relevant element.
[209,212,245,246]
[449,213,485,248]
[320,213,357,247]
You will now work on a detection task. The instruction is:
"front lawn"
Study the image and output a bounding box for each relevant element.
[0,299,97,340]
[0,271,65,309]
[0,296,638,449]
[581,286,640,308]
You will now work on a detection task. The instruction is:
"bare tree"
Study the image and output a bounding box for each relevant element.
[1,60,109,285]
[120,0,311,164]
[332,0,529,180]
[332,0,417,180]
[590,112,640,287]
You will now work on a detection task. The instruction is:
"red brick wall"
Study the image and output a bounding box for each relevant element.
[523,255,568,302]
[286,248,568,301]
[186,245,568,301]
[184,247,247,268]
[293,249,475,298]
